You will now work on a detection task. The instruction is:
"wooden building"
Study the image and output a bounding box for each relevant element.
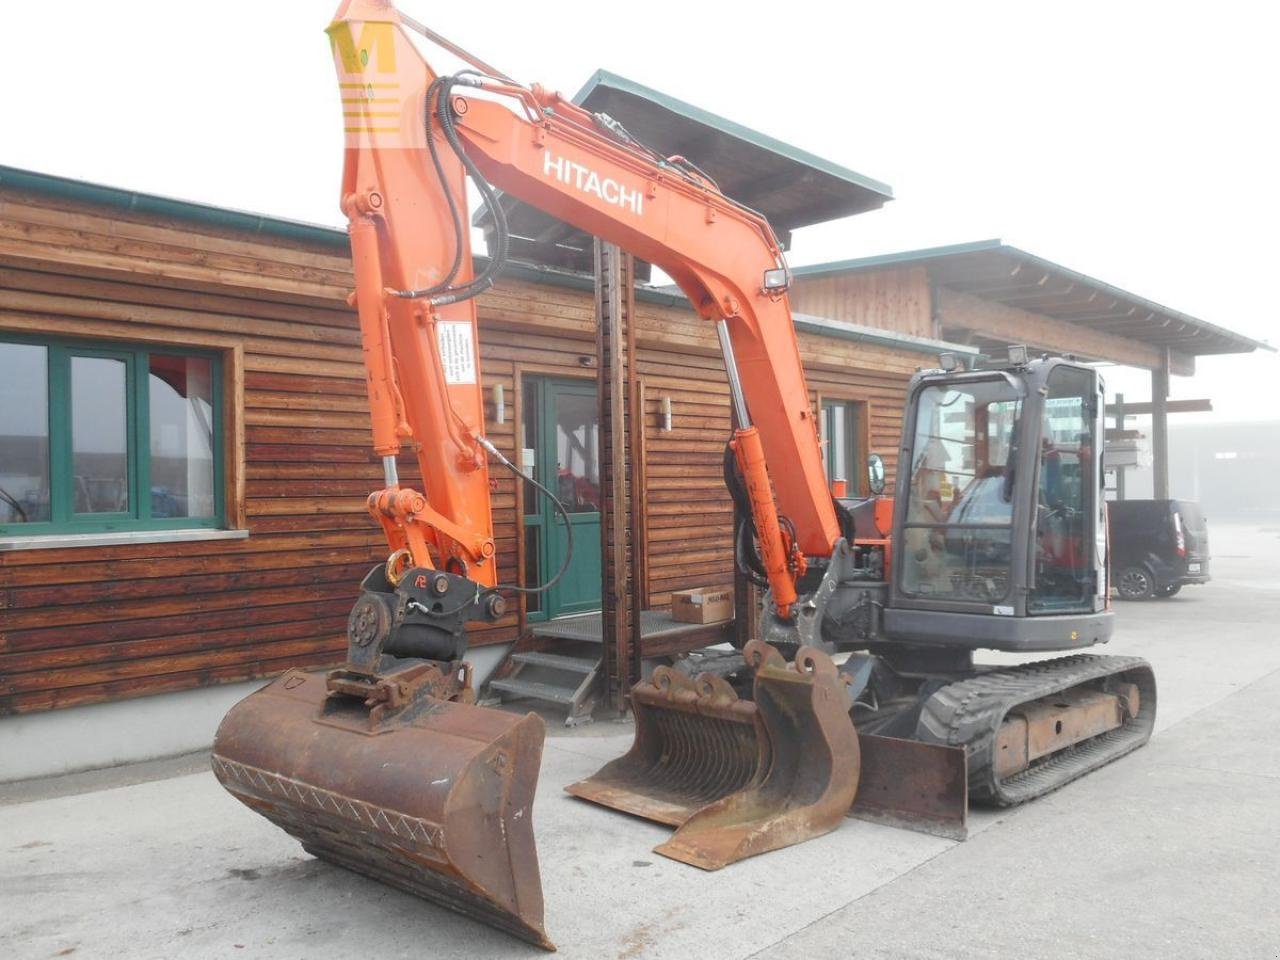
[0,160,947,719]
[4,77,1262,733]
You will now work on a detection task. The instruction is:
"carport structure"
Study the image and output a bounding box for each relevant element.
[790,239,1271,499]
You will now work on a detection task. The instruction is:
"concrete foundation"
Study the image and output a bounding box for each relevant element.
[0,642,513,783]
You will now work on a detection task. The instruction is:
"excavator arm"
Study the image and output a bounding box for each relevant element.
[328,0,841,624]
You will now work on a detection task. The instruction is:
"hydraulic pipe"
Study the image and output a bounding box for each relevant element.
[717,320,752,429]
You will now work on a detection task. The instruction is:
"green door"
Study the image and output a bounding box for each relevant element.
[521,377,602,620]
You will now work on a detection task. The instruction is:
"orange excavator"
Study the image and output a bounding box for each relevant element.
[213,1,1157,950]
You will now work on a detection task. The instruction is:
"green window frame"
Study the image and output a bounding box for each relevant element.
[0,334,225,536]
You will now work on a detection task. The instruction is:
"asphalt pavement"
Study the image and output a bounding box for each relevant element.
[4,524,1278,960]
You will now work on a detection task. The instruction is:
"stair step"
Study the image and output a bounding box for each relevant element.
[490,677,578,706]
[511,651,598,674]
[529,616,605,643]
[530,629,604,644]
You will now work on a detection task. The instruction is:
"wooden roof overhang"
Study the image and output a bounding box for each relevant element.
[793,240,1272,376]
[473,70,893,280]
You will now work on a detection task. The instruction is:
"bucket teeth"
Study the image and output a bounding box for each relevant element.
[566,640,860,870]
[212,669,554,951]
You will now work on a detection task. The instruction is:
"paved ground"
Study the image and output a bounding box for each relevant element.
[4,524,1279,960]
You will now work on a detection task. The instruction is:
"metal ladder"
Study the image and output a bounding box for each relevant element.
[488,630,602,726]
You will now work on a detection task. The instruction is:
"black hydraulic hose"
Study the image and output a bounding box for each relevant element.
[388,78,464,299]
[735,517,770,588]
[722,442,752,516]
[425,76,510,305]
[723,443,769,585]
[392,74,511,304]
[422,78,466,294]
[476,437,574,596]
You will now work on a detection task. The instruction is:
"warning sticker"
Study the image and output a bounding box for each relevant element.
[436,321,477,385]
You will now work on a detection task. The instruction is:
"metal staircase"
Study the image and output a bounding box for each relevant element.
[488,615,603,726]
[486,609,736,725]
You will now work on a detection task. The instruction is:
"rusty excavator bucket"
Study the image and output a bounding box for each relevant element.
[212,564,555,950]
[567,640,862,870]
[568,639,970,863]
[213,668,552,950]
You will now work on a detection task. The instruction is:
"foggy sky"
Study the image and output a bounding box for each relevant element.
[5,0,1276,429]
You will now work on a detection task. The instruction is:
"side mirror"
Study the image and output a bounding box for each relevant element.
[867,453,886,496]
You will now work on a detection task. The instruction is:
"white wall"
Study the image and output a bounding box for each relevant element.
[0,643,513,783]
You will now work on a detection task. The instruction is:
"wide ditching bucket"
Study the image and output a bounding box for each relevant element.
[212,668,553,951]
[566,640,861,870]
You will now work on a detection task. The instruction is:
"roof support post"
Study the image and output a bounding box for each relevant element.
[1151,351,1171,500]
[596,239,637,712]
[1113,393,1127,501]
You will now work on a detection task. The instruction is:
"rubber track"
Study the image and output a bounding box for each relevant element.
[915,654,1157,806]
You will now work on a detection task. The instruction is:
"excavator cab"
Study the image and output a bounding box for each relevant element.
[882,356,1111,651]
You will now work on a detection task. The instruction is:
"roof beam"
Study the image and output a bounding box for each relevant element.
[935,287,1195,375]
[1105,398,1212,416]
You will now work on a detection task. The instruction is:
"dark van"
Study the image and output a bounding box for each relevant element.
[1108,499,1211,600]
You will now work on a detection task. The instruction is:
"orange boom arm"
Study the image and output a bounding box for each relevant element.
[329,0,841,616]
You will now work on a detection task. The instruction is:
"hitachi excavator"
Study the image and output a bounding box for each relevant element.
[212,1,1156,950]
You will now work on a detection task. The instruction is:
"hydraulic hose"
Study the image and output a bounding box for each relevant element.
[476,436,575,596]
[724,443,769,587]
[392,74,510,304]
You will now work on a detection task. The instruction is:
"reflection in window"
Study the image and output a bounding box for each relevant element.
[0,338,223,536]
[1030,367,1097,613]
[71,356,130,515]
[521,379,540,514]
[821,400,860,489]
[0,343,50,523]
[149,355,216,518]
[901,379,1022,603]
[554,392,600,514]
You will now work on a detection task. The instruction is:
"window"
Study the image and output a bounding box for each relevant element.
[1028,366,1098,614]
[900,379,1023,603]
[0,337,223,536]
[820,399,863,492]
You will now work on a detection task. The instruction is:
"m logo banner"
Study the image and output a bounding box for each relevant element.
[329,21,397,75]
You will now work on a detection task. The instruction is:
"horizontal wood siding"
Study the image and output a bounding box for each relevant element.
[789,266,933,338]
[0,189,921,715]
[632,297,920,606]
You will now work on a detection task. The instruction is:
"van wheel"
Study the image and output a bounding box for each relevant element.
[1117,566,1155,600]
[1156,583,1182,598]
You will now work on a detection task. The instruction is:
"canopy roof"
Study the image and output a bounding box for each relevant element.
[794,240,1270,357]
[474,70,893,278]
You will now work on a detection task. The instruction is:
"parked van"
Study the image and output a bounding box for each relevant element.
[1107,499,1210,600]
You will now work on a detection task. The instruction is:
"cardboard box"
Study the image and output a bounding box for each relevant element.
[670,587,733,624]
